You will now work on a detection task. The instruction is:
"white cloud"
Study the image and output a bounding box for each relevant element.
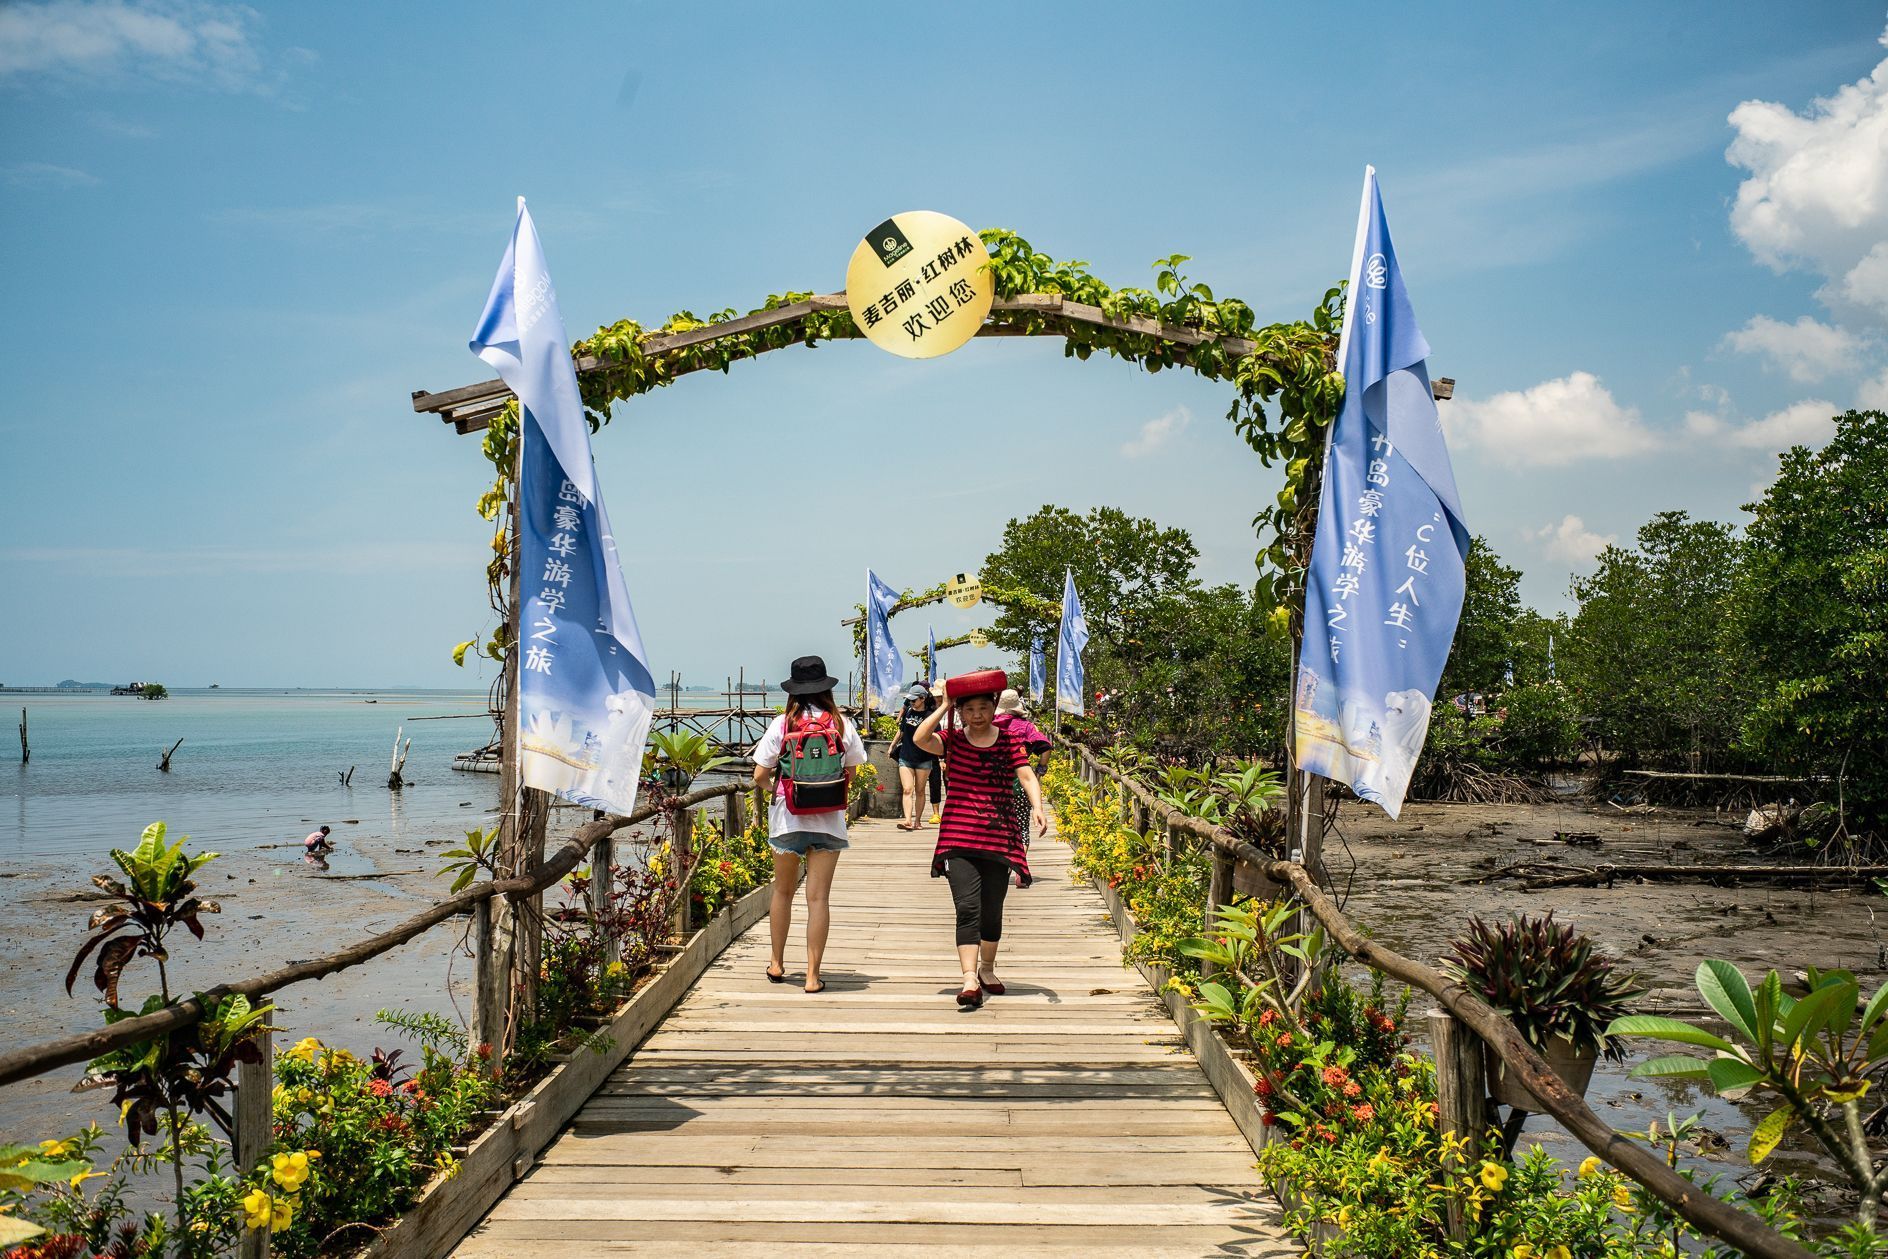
[1859,365,1888,411]
[1726,29,1888,319]
[1445,371,1659,466]
[0,0,265,90]
[1706,402,1835,451]
[1532,515,1615,567]
[1,162,100,189]
[1721,314,1867,381]
[1121,405,1192,458]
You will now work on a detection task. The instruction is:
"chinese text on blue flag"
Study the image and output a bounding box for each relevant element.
[1028,633,1046,703]
[1294,168,1469,819]
[469,199,658,817]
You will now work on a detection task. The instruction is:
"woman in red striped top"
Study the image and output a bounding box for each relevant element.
[912,681,1047,1009]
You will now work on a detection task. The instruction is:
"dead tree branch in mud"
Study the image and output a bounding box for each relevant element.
[387,727,411,790]
[18,709,26,765]
[157,738,183,772]
[338,765,355,786]
[1482,861,1888,891]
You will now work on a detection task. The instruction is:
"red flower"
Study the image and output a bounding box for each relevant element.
[1342,1081,1362,1099]
[1260,1111,1277,1127]
[1321,1065,1349,1088]
[1254,1076,1275,1099]
[1276,1033,1293,1048]
[368,1079,394,1099]
[1257,1009,1278,1028]
[1351,1103,1376,1124]
[475,1042,493,1060]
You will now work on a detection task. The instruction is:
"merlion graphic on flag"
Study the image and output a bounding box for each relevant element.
[469,198,657,817]
[1294,168,1469,818]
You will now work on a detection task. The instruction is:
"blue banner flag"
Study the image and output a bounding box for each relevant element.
[470,198,657,817]
[1056,569,1089,715]
[1294,168,1469,819]
[1028,633,1046,703]
[864,569,902,713]
[927,626,939,685]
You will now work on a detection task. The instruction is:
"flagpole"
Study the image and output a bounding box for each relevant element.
[1289,168,1375,886]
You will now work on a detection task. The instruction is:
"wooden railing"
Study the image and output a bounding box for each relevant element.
[0,777,759,1258]
[1057,737,1811,1259]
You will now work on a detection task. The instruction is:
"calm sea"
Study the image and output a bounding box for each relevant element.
[3,689,503,865]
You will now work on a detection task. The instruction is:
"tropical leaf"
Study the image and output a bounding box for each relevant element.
[1747,1104,1792,1164]
[1696,960,1758,1042]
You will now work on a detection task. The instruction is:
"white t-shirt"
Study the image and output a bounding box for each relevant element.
[751,706,868,842]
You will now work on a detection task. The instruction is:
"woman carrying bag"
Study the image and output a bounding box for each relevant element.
[912,670,1047,1010]
[885,683,939,831]
[752,655,866,994]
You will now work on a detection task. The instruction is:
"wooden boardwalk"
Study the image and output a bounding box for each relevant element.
[453,816,1295,1256]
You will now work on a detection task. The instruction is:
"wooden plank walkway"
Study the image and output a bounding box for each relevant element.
[453,816,1295,1256]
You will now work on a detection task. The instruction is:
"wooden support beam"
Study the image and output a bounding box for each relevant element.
[234,1025,272,1259]
[470,897,504,1065]
[1204,846,1234,980]
[669,805,695,936]
[1429,1009,1488,1243]
[588,830,616,971]
[409,290,1269,436]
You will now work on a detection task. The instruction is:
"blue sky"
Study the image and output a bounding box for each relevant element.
[3,1,1885,691]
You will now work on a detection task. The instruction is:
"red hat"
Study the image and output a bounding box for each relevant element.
[945,669,1008,701]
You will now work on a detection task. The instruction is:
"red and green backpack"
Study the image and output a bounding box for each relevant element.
[779,711,850,815]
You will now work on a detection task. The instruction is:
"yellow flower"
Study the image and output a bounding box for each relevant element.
[287,1037,323,1063]
[271,1195,294,1231]
[241,1189,273,1231]
[1547,1246,1572,1259]
[37,1139,71,1157]
[270,1150,318,1193]
[69,1170,103,1190]
[1336,1206,1353,1228]
[1613,1183,1635,1213]
[1578,1156,1602,1178]
[1511,1246,1535,1259]
[1478,1162,1508,1192]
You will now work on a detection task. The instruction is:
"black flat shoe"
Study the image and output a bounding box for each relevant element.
[804,981,827,994]
[765,965,788,984]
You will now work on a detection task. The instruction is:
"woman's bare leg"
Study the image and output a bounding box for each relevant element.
[767,851,800,978]
[898,764,919,826]
[978,939,1001,987]
[956,942,981,992]
[912,767,931,827]
[802,848,841,990]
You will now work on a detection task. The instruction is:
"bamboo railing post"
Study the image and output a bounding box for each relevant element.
[1131,799,1148,838]
[234,1024,272,1259]
[470,896,505,1064]
[726,791,744,839]
[1428,1008,1489,1242]
[589,829,616,971]
[670,804,694,936]
[1164,818,1180,866]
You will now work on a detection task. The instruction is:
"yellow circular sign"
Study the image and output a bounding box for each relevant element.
[845,211,994,359]
[946,572,982,609]
[967,629,990,649]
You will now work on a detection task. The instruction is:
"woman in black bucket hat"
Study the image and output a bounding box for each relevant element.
[750,656,867,994]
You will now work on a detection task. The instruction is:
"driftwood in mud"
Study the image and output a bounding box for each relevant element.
[1490,860,1888,891]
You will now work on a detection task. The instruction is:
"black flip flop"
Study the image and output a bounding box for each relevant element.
[804,981,827,994]
[765,965,788,984]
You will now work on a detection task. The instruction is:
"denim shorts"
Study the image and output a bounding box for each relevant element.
[768,830,850,856]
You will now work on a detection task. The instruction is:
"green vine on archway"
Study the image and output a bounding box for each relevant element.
[455,230,1344,669]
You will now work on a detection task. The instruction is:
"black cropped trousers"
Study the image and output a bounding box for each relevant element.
[943,853,1010,947]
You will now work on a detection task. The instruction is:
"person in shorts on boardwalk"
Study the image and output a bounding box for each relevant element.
[886,683,940,831]
[911,671,1047,1011]
[752,655,866,995]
